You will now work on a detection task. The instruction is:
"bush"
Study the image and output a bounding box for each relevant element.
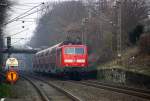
[129,24,144,45]
[0,83,11,97]
[139,33,150,54]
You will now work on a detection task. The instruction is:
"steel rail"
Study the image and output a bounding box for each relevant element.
[30,76,82,101]
[87,80,150,94]
[72,80,150,100]
[22,76,50,101]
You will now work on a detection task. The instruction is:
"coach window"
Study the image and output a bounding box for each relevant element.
[75,48,84,54]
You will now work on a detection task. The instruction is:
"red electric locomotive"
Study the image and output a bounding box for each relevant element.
[33,41,88,78]
[61,45,87,67]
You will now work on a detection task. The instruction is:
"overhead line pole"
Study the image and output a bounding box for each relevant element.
[118,1,122,57]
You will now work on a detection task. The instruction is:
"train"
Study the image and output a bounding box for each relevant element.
[32,41,88,79]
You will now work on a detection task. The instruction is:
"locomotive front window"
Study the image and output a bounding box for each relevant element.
[65,47,84,54]
[75,48,84,54]
[65,48,75,54]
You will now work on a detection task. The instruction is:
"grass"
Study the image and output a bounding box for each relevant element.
[0,83,12,98]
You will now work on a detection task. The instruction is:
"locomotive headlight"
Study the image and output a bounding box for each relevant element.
[77,59,85,63]
[64,59,73,63]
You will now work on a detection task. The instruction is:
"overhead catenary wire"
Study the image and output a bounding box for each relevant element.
[17,2,49,5]
[19,18,37,19]
[4,3,55,47]
[12,7,34,11]
[5,2,54,46]
[4,2,44,26]
[13,4,41,7]
[8,5,52,23]
[12,39,25,45]
[14,20,36,22]
[12,37,31,45]
[6,2,55,27]
[6,18,37,26]
[4,28,29,37]
[6,23,35,31]
[4,3,54,26]
[5,3,43,25]
[11,38,26,39]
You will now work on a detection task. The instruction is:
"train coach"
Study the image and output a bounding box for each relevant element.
[32,41,88,78]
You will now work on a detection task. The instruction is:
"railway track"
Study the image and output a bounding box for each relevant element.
[22,75,82,101]
[22,76,50,101]
[71,80,150,100]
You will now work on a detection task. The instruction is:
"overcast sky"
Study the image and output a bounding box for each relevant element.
[5,0,68,47]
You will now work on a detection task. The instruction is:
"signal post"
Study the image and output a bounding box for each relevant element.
[5,58,19,84]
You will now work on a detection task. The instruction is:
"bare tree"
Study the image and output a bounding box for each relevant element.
[29,1,87,48]
[118,0,148,48]
[29,0,148,65]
